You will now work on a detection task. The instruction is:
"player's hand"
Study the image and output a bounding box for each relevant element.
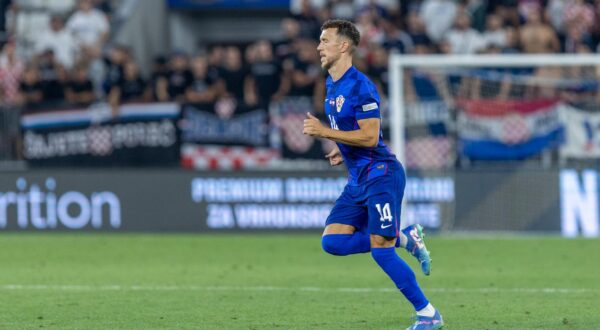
[303,112,325,137]
[325,147,343,166]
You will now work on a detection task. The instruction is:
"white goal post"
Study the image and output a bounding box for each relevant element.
[389,54,600,165]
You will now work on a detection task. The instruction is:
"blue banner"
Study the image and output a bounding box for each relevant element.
[180,103,269,147]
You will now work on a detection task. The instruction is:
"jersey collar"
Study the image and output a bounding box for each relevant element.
[326,65,357,88]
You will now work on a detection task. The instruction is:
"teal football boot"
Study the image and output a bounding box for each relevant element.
[402,224,432,276]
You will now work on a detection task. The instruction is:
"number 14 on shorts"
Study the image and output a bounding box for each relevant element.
[375,203,393,227]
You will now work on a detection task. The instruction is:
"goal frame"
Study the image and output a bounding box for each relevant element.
[388,54,600,165]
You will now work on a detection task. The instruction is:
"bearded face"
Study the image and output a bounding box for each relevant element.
[317,28,344,70]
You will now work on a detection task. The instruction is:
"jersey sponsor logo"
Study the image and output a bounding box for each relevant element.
[381,223,393,229]
[362,102,378,112]
[335,95,345,112]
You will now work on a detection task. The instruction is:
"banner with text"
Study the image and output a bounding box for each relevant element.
[21,103,180,166]
[180,102,269,147]
[179,102,276,170]
[0,170,453,232]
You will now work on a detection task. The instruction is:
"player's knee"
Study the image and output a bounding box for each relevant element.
[370,234,396,248]
[321,235,348,256]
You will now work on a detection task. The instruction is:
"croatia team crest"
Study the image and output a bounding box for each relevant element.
[335,95,345,112]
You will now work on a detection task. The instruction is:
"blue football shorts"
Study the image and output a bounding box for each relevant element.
[325,163,406,238]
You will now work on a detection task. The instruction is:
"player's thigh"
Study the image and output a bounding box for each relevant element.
[324,194,368,235]
[323,223,355,235]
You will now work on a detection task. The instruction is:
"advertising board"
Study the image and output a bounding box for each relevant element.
[0,170,454,232]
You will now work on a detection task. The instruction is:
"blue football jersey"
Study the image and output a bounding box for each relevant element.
[324,66,399,185]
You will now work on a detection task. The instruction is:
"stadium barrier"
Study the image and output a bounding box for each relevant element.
[1,168,597,237]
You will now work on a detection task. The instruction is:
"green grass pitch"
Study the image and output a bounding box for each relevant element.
[0,233,598,329]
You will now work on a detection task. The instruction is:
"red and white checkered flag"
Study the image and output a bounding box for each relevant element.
[88,126,113,156]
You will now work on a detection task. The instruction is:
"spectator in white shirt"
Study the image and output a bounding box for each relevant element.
[66,0,109,60]
[444,12,484,54]
[481,14,508,49]
[420,0,458,43]
[34,15,78,69]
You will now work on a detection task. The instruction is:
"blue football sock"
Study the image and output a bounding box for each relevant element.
[321,233,371,256]
[371,247,429,310]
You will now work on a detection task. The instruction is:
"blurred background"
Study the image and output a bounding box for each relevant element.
[0,0,598,237]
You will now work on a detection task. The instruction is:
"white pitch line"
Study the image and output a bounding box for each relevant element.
[0,284,597,294]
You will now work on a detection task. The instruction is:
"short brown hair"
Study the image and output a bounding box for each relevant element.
[321,19,360,49]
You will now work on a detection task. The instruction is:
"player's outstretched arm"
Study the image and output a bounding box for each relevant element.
[303,112,379,148]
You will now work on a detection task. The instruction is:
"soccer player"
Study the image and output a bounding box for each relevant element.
[302,19,444,330]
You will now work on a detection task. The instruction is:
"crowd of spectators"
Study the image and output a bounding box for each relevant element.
[0,0,111,110]
[2,0,600,113]
[178,0,600,111]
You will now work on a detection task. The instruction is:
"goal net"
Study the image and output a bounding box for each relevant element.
[388,54,600,170]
